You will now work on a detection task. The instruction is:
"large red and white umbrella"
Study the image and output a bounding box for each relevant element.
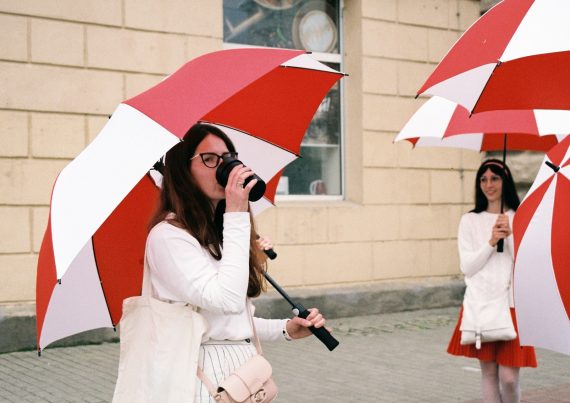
[36,48,344,351]
[418,0,570,113]
[513,135,570,355]
[395,96,570,151]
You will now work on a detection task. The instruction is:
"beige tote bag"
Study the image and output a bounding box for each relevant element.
[112,259,207,403]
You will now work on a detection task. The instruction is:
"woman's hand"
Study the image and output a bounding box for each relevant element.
[255,235,273,252]
[225,165,258,212]
[489,214,511,246]
[285,308,330,340]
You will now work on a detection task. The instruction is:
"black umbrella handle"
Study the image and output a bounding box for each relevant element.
[497,239,504,252]
[293,304,340,351]
[264,248,277,259]
[257,235,277,259]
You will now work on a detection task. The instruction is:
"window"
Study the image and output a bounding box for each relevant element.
[223,0,343,197]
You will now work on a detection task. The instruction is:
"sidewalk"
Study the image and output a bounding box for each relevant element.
[0,307,568,402]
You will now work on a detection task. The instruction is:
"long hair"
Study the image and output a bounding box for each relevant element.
[149,123,267,297]
[471,158,520,213]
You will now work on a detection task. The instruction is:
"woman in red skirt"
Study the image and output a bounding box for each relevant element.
[447,159,536,403]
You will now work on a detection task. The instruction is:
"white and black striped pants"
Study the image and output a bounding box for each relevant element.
[195,340,257,403]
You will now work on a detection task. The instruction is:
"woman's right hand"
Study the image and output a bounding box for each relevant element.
[224,164,258,212]
[285,308,329,340]
[489,214,511,246]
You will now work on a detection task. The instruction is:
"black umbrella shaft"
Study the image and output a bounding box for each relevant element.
[262,252,339,351]
[497,133,507,253]
[500,132,507,215]
[264,272,296,308]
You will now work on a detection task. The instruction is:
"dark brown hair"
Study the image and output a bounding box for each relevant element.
[149,123,267,297]
[472,158,520,213]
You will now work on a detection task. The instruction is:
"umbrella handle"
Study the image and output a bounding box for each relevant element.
[256,235,277,260]
[264,248,277,260]
[294,305,340,351]
[497,239,504,253]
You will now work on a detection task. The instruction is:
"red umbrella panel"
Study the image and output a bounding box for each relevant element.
[36,48,344,351]
[512,135,570,355]
[395,96,570,152]
[417,0,570,113]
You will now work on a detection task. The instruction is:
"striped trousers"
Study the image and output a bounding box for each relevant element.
[195,340,257,403]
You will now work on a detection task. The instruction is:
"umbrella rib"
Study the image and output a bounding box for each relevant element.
[198,120,302,158]
[263,195,276,207]
[280,64,347,77]
[196,61,343,129]
[90,237,116,329]
[470,61,501,116]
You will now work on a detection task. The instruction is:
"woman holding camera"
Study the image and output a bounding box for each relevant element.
[146,123,326,401]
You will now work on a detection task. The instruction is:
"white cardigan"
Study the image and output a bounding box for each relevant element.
[458,210,515,307]
[145,212,287,341]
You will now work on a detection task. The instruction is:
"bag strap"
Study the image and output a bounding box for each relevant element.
[196,298,262,396]
[141,258,152,297]
[196,367,219,397]
[246,300,263,355]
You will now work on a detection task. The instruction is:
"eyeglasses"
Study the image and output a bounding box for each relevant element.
[190,152,238,168]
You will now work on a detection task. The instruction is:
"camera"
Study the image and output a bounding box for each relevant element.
[216,154,266,202]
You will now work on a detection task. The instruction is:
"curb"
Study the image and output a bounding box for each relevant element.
[0,303,118,354]
[0,277,465,354]
[255,277,465,319]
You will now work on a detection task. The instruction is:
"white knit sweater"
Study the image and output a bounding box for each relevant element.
[145,212,287,341]
[458,210,515,307]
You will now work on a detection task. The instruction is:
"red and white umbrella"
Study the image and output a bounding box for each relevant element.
[395,96,570,151]
[418,0,570,113]
[513,135,570,355]
[36,48,344,351]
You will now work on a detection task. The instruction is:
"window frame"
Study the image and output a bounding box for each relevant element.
[222,0,345,201]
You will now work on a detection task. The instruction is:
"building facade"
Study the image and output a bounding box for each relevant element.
[0,1,482,312]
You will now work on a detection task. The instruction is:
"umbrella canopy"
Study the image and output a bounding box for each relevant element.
[395,96,570,151]
[417,0,570,113]
[36,48,344,351]
[512,135,570,355]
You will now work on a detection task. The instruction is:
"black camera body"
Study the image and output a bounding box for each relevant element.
[216,155,266,202]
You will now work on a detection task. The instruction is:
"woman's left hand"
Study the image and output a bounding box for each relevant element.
[285,308,329,340]
[256,235,273,252]
[496,214,512,236]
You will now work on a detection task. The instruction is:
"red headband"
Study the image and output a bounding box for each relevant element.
[482,161,509,177]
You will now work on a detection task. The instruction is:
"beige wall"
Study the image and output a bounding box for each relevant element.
[0,0,481,304]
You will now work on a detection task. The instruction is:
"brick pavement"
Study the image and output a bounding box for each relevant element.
[0,307,568,402]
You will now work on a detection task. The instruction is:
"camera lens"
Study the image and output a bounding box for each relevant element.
[216,155,266,202]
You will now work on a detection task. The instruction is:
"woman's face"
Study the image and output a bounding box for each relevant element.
[190,134,229,204]
[479,168,502,203]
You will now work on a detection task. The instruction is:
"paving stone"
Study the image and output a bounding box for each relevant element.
[0,307,568,402]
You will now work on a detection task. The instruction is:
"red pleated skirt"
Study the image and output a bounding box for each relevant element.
[447,307,537,368]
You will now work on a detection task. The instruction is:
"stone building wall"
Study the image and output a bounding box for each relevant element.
[0,1,483,305]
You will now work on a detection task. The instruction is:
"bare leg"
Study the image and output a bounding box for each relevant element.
[480,360,501,403]
[498,365,520,403]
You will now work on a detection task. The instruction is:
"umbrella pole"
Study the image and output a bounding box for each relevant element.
[261,248,339,351]
[496,133,507,253]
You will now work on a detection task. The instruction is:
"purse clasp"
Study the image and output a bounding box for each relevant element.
[253,389,266,402]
